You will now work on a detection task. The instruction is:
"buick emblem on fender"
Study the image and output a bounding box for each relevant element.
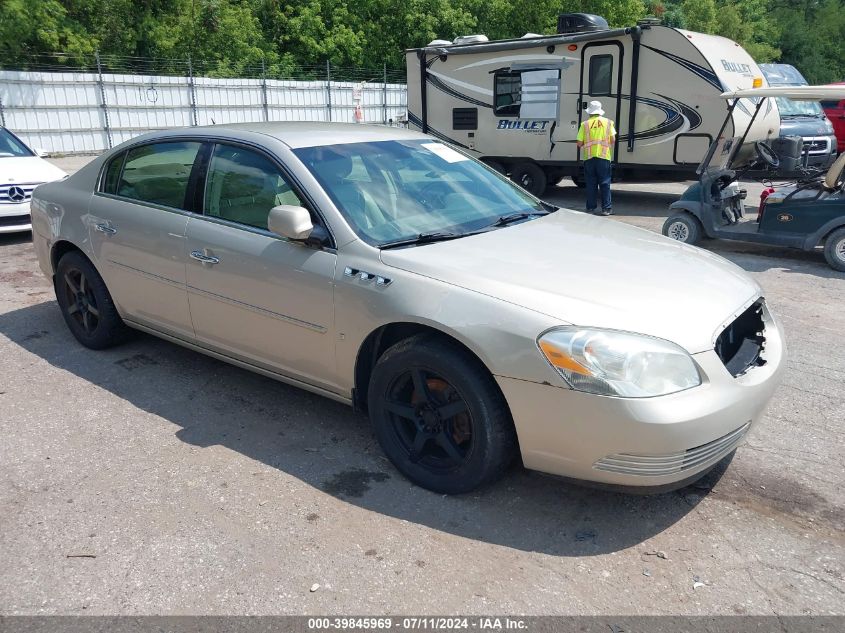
[8,186,26,202]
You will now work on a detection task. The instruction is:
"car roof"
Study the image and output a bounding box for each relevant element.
[148,122,430,149]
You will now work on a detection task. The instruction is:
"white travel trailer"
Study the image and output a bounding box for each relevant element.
[406,14,781,195]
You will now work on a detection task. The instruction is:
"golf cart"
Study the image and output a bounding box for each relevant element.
[663,85,845,271]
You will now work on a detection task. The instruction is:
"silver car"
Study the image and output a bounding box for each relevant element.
[30,123,785,494]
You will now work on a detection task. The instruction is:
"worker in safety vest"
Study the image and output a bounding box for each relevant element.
[576,100,616,216]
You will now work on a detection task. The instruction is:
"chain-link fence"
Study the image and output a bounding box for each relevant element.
[0,53,408,155]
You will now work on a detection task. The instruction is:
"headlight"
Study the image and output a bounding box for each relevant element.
[538,328,701,398]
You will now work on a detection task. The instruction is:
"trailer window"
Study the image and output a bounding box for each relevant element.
[494,69,559,119]
[494,71,522,117]
[589,56,613,96]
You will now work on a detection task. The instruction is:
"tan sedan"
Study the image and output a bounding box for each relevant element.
[30,123,785,493]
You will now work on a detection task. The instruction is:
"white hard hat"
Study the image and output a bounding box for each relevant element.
[586,100,605,116]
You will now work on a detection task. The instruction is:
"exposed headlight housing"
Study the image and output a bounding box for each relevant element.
[538,328,701,398]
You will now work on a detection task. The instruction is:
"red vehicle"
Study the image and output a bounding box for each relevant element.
[822,82,845,154]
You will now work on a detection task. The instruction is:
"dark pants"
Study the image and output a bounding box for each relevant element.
[584,157,612,211]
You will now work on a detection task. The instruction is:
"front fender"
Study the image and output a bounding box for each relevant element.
[669,200,703,217]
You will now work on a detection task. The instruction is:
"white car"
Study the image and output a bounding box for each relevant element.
[0,128,67,233]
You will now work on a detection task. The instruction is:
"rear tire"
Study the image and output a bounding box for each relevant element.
[662,213,702,246]
[510,162,547,197]
[823,227,845,272]
[367,334,517,494]
[571,174,586,188]
[55,251,131,349]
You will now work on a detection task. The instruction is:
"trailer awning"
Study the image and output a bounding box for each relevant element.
[721,85,845,100]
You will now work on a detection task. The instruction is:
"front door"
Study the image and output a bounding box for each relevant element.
[185,143,339,393]
[88,140,202,340]
[578,44,623,163]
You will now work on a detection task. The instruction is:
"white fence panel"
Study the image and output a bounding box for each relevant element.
[0,69,407,154]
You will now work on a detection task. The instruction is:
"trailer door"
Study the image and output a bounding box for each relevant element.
[578,44,623,162]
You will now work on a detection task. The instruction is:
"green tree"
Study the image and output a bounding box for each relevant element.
[681,0,717,32]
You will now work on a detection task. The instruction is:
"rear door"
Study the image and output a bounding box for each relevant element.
[89,140,202,339]
[184,142,339,392]
[578,44,622,162]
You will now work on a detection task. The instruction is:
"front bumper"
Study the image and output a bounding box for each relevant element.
[0,201,32,234]
[498,310,786,488]
[802,135,838,167]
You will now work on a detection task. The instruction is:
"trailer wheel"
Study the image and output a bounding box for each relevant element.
[510,162,547,197]
[662,213,702,246]
[571,174,586,188]
[823,227,845,272]
[543,168,566,190]
[482,159,506,175]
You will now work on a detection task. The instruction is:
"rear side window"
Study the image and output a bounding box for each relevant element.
[589,55,613,96]
[101,152,126,194]
[117,141,201,210]
[203,144,305,231]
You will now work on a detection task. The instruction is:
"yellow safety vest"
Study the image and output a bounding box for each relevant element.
[578,115,615,160]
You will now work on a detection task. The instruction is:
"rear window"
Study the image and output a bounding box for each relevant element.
[116,142,201,210]
[101,152,126,194]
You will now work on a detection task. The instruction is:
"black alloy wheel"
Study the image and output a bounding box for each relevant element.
[368,334,517,494]
[55,250,130,349]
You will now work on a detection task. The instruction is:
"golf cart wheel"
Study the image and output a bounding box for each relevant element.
[662,213,702,245]
[823,227,845,272]
[510,162,547,197]
[367,334,517,494]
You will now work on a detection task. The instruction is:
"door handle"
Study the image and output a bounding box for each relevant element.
[95,223,117,235]
[190,250,220,265]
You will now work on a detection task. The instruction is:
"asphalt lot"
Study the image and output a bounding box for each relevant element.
[0,155,842,615]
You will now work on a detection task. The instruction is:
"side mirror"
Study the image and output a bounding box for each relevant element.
[268,205,313,241]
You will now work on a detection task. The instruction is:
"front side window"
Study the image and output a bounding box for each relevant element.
[117,141,201,209]
[203,144,305,231]
[589,56,613,96]
[494,69,560,119]
[295,140,545,245]
[0,128,35,158]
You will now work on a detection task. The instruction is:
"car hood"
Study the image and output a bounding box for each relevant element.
[379,210,761,353]
[0,156,67,184]
[779,117,834,136]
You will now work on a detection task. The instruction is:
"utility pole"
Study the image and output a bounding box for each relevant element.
[95,50,113,149]
[326,60,332,122]
[261,58,269,122]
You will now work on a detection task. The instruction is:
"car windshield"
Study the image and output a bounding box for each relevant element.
[294,139,545,246]
[775,96,824,117]
[0,129,34,158]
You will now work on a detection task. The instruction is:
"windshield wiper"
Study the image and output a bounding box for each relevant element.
[489,210,548,228]
[378,231,464,249]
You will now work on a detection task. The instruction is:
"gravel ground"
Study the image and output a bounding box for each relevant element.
[0,156,842,615]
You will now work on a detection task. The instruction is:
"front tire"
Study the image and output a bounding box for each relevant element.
[662,213,703,246]
[367,335,517,494]
[823,227,845,272]
[55,251,131,349]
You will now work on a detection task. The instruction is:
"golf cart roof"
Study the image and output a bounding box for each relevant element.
[721,85,845,100]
